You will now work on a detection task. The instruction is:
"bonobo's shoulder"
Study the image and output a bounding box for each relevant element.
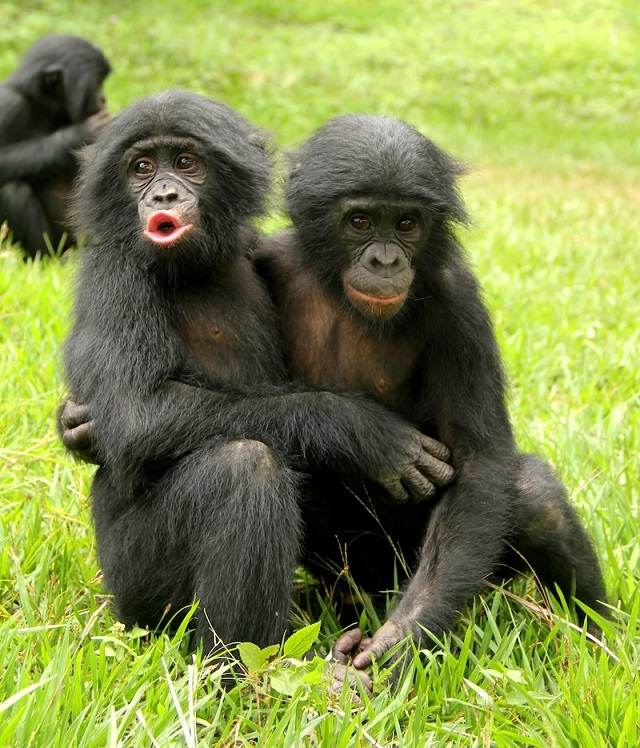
[437,256,482,297]
[252,229,299,286]
[253,229,297,263]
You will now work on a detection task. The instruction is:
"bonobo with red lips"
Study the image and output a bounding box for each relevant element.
[128,143,203,248]
[144,211,193,246]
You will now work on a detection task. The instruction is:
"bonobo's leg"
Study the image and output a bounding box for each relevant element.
[92,438,302,652]
[329,455,515,690]
[301,473,426,594]
[507,453,608,628]
[192,439,302,649]
[0,182,54,259]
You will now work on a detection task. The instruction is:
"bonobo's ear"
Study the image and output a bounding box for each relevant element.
[41,64,65,101]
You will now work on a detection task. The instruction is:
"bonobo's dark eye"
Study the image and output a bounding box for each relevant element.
[396,216,418,233]
[349,214,372,232]
[175,152,200,174]
[132,157,155,176]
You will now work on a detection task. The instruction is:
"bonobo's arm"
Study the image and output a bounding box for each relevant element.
[0,90,110,186]
[177,381,456,503]
[0,123,104,185]
[58,386,455,504]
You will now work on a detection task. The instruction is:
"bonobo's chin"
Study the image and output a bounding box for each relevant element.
[345,284,408,321]
[143,211,194,247]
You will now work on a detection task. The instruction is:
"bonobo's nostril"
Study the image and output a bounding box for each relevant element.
[152,185,179,204]
[361,244,405,276]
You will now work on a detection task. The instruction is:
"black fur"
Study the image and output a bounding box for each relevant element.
[257,114,608,682]
[0,34,111,258]
[62,92,453,652]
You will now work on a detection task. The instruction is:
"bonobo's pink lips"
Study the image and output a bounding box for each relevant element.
[143,211,193,246]
[346,285,408,307]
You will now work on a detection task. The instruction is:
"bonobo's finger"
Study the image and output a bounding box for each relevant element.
[61,421,93,452]
[419,433,451,462]
[352,620,406,671]
[326,629,373,697]
[59,400,91,430]
[86,109,111,135]
[330,628,364,664]
[415,449,456,487]
[377,474,410,504]
[401,466,437,503]
[326,662,373,697]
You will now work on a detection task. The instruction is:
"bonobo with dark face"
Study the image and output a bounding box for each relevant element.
[257,114,607,692]
[283,114,467,333]
[339,199,423,321]
[62,94,454,656]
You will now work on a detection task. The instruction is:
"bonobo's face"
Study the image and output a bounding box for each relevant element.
[337,198,430,321]
[125,136,205,248]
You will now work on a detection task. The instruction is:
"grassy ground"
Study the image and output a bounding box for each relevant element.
[1,1,638,745]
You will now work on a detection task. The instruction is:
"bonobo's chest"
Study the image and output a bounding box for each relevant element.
[177,258,286,386]
[279,270,420,415]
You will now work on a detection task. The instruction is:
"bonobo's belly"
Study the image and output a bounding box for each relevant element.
[178,263,288,387]
[182,311,286,387]
[283,291,418,416]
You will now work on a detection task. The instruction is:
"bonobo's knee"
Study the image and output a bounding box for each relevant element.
[5,181,35,201]
[517,453,565,500]
[0,182,49,257]
[0,182,37,218]
[515,453,572,536]
[217,439,278,480]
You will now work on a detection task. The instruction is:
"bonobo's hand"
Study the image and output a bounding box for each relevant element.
[375,430,455,504]
[58,400,100,464]
[85,108,111,136]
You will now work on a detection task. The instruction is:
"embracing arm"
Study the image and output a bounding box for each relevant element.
[60,379,454,503]
[61,243,454,501]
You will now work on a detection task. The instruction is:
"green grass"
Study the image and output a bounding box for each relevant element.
[1,1,639,745]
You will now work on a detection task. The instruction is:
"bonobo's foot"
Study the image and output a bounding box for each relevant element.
[204,652,246,690]
[326,629,373,696]
[586,618,603,642]
[350,619,407,671]
[326,620,409,695]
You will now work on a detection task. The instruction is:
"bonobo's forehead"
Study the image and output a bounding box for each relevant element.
[339,197,426,215]
[288,113,465,210]
[123,135,202,158]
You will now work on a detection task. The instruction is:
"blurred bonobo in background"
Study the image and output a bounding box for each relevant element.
[0,34,111,259]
